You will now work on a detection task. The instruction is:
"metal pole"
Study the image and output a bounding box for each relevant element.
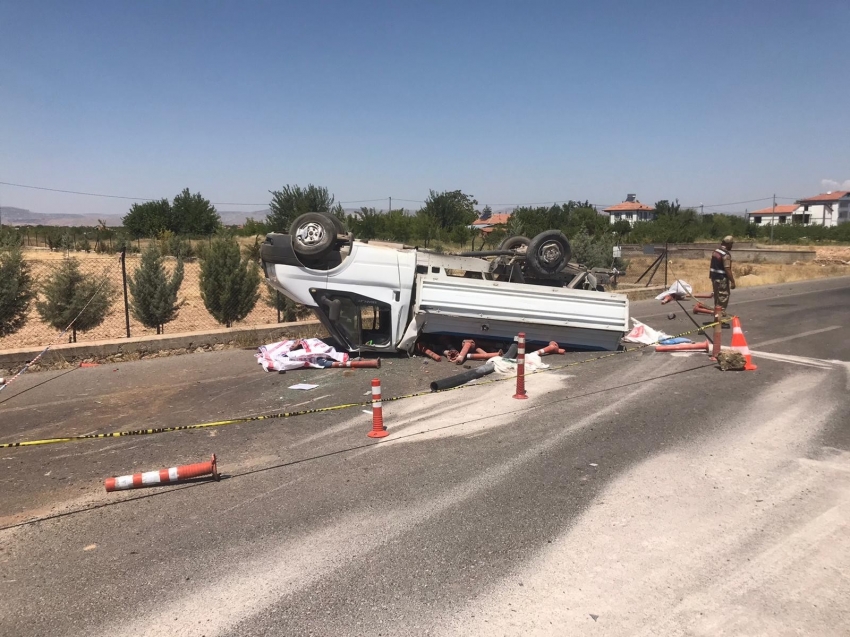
[121,247,131,338]
[664,242,668,287]
[276,291,281,323]
[389,196,391,213]
[770,194,775,243]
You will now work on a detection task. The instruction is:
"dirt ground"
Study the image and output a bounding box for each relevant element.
[619,245,850,292]
[3,248,287,350]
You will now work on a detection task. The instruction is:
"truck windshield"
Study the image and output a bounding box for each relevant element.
[313,291,392,349]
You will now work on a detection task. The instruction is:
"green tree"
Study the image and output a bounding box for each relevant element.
[122,199,172,239]
[172,188,221,235]
[265,287,312,323]
[36,258,114,342]
[128,243,184,334]
[267,184,338,232]
[611,219,632,237]
[420,189,478,230]
[0,242,35,338]
[478,205,493,221]
[199,236,261,327]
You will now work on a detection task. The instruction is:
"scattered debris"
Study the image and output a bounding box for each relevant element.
[288,384,318,391]
[83,544,97,551]
[257,338,348,372]
[623,319,672,345]
[716,350,746,371]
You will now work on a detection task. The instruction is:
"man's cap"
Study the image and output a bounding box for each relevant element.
[721,235,734,246]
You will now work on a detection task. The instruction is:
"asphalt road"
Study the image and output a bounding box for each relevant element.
[1,276,849,636]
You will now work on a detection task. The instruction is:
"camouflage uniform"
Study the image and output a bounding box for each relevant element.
[709,239,733,316]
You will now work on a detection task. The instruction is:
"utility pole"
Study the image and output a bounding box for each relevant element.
[700,203,704,217]
[388,196,392,213]
[770,193,775,243]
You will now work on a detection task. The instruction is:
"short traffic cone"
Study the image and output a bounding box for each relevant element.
[730,317,757,371]
[105,455,219,492]
[367,378,388,438]
[693,302,714,315]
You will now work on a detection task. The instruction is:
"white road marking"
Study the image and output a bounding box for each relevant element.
[753,325,841,348]
[750,351,837,369]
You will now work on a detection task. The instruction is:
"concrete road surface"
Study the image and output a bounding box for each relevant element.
[1,276,849,636]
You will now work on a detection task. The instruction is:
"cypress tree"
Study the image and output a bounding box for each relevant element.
[0,243,35,338]
[128,243,184,334]
[199,236,261,327]
[36,257,114,342]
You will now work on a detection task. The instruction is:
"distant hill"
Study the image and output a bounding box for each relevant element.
[0,206,123,227]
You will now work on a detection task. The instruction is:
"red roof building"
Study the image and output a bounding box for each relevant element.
[603,195,655,226]
[746,204,803,226]
[795,191,850,227]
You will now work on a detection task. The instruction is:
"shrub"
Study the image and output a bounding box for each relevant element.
[199,236,261,327]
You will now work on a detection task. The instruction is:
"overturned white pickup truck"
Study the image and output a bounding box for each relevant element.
[259,212,629,354]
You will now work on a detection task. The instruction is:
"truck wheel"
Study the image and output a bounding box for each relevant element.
[289,213,336,259]
[499,235,530,252]
[527,230,571,276]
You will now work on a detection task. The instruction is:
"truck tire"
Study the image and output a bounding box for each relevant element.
[499,235,530,252]
[527,230,571,276]
[289,213,336,259]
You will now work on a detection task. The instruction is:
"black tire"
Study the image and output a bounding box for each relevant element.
[289,213,336,259]
[526,230,571,276]
[499,235,530,252]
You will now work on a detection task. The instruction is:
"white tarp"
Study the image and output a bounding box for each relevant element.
[492,352,550,375]
[622,319,672,345]
[655,279,693,301]
[257,338,349,372]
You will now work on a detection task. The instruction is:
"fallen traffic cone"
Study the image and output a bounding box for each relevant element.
[655,341,710,353]
[330,359,381,368]
[367,378,388,438]
[417,343,442,361]
[532,341,559,356]
[456,340,475,365]
[466,350,502,360]
[105,454,219,492]
[693,302,715,315]
[730,317,757,371]
[693,292,714,299]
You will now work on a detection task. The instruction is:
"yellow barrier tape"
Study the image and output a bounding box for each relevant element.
[0,318,728,449]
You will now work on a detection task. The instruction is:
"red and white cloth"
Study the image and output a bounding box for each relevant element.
[256,338,349,372]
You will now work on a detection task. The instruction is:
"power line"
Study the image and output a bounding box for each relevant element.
[0,181,269,206]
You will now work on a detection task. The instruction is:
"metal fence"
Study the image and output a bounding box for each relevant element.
[1,250,289,351]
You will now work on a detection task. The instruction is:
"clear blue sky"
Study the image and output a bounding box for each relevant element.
[1,0,848,218]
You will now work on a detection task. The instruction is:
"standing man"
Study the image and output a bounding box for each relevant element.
[709,235,735,324]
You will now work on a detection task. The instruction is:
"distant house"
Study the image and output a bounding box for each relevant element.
[472,212,512,234]
[796,191,850,227]
[746,204,803,226]
[603,194,655,226]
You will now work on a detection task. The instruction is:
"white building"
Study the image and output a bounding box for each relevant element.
[604,194,655,226]
[746,204,804,226]
[747,191,850,227]
[796,191,850,227]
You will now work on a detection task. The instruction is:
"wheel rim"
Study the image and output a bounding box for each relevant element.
[295,222,325,247]
[537,240,563,267]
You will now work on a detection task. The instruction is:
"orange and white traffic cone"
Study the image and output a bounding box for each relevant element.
[330,359,381,368]
[456,340,475,365]
[655,341,710,352]
[693,302,715,315]
[367,378,388,438]
[105,455,219,492]
[513,332,528,400]
[730,317,757,371]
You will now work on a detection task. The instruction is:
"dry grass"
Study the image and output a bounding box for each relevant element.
[2,249,292,350]
[620,245,850,292]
